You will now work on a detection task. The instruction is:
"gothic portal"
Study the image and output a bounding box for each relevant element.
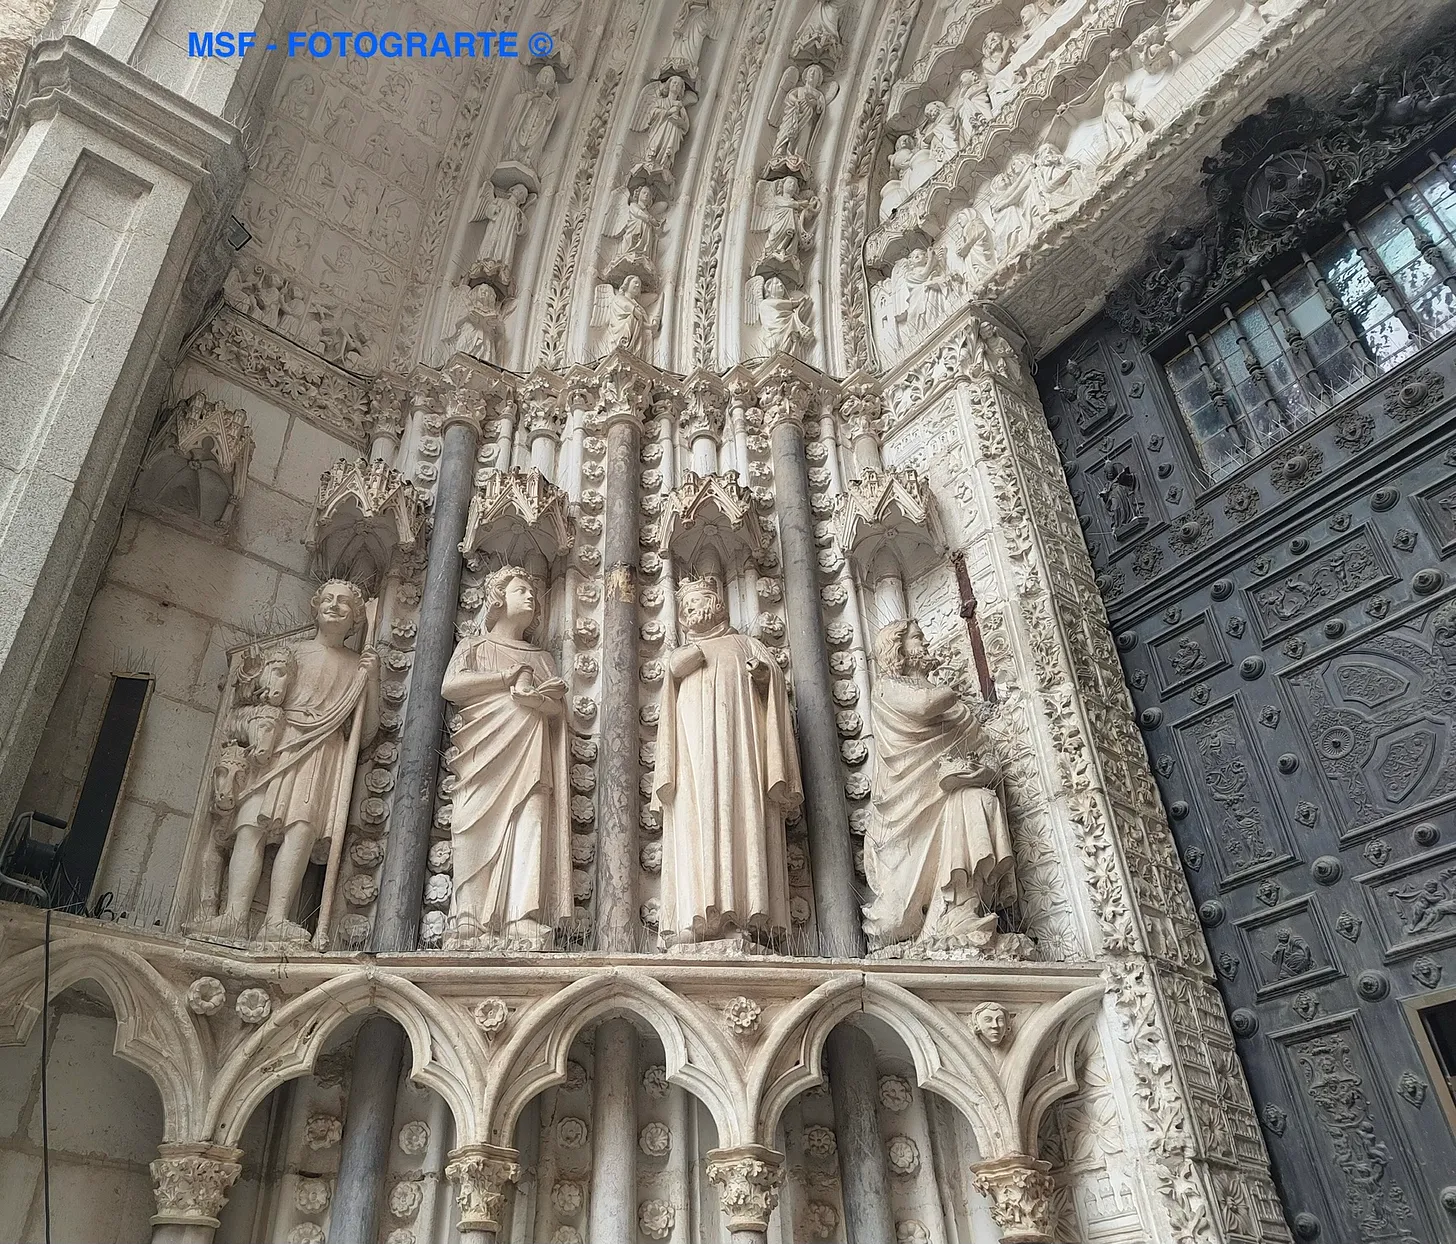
[0,0,1454,1242]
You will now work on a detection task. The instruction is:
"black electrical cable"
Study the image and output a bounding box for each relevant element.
[41,906,52,1244]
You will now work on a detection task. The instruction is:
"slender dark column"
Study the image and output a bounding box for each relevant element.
[587,1018,638,1240]
[332,389,483,1244]
[763,372,894,1244]
[329,1015,405,1244]
[595,398,644,954]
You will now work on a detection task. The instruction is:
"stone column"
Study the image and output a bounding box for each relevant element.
[148,1142,243,1244]
[587,1018,638,1242]
[760,366,895,1244]
[971,1155,1056,1244]
[372,386,485,950]
[705,1144,785,1244]
[0,38,245,828]
[328,1014,405,1244]
[593,364,651,953]
[445,1142,522,1244]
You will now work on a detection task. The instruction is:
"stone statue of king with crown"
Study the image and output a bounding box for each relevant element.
[651,573,802,951]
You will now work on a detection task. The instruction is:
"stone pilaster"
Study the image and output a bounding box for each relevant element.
[971,1155,1056,1244]
[704,1144,785,1240]
[445,1142,522,1239]
[149,1142,243,1232]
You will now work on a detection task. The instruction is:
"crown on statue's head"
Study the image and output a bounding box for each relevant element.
[678,573,724,597]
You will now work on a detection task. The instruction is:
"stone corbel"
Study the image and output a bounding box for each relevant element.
[150,1141,244,1231]
[971,1154,1057,1244]
[304,457,426,587]
[445,1143,522,1237]
[704,1144,786,1238]
[136,393,253,527]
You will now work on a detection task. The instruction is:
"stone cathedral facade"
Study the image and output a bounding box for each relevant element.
[2,0,1456,1242]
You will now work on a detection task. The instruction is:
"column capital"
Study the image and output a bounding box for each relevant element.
[971,1154,1056,1244]
[836,374,884,441]
[443,386,492,435]
[704,1144,785,1233]
[756,359,825,434]
[594,357,654,430]
[521,370,565,443]
[149,1142,243,1229]
[445,1143,522,1234]
[366,375,407,444]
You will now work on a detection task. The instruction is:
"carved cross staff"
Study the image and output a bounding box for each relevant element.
[952,552,997,705]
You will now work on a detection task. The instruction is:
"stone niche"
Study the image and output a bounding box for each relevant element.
[134,393,254,528]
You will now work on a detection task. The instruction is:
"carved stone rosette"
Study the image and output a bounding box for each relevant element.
[445,1143,522,1233]
[704,1144,785,1233]
[971,1154,1056,1241]
[149,1142,244,1228]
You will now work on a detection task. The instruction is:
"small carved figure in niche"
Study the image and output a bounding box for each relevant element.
[756,176,820,280]
[1390,869,1456,934]
[1099,80,1150,164]
[190,582,379,945]
[452,281,512,364]
[1028,141,1084,217]
[770,63,837,172]
[950,70,992,146]
[606,185,668,283]
[757,276,815,357]
[879,134,917,221]
[1160,227,1215,314]
[635,75,693,176]
[1018,0,1055,37]
[1343,70,1456,135]
[662,0,719,84]
[970,1001,1010,1046]
[502,65,560,169]
[900,247,956,340]
[1098,460,1142,534]
[653,576,802,950]
[1269,928,1313,979]
[471,183,534,292]
[600,275,660,357]
[443,567,571,950]
[862,621,1017,955]
[911,101,961,180]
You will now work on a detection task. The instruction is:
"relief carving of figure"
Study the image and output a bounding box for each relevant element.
[191,582,379,945]
[879,134,917,221]
[950,69,993,146]
[452,281,511,364]
[443,567,571,949]
[757,277,815,357]
[652,576,802,948]
[635,75,693,177]
[1099,81,1150,164]
[471,183,534,292]
[862,621,1016,953]
[908,101,960,187]
[791,0,844,66]
[600,275,660,356]
[756,176,821,281]
[771,63,835,171]
[606,186,668,284]
[502,66,560,169]
[662,0,720,83]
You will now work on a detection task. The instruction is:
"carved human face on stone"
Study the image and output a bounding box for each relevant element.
[486,569,540,634]
[313,581,363,638]
[982,31,1007,69]
[509,183,530,206]
[666,75,686,100]
[765,276,788,300]
[804,64,824,89]
[972,1002,1009,1045]
[902,622,929,670]
[678,579,727,633]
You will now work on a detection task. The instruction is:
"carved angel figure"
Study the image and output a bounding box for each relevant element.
[452,281,512,364]
[635,75,693,176]
[757,276,814,357]
[662,0,720,83]
[791,0,845,66]
[756,176,820,280]
[503,66,559,169]
[770,63,837,171]
[600,275,660,356]
[879,134,917,221]
[1099,80,1150,163]
[605,186,668,285]
[861,620,1015,952]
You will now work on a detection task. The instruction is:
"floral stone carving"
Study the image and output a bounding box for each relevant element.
[705,1145,786,1233]
[149,1143,243,1227]
[445,1144,521,1233]
[971,1155,1056,1243]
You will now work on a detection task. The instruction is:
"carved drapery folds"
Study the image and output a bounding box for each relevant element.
[136,393,254,526]
[305,456,426,587]
[445,1143,522,1233]
[704,1145,786,1233]
[150,1142,244,1228]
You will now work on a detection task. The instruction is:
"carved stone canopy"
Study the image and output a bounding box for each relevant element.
[305,457,426,589]
[834,466,942,578]
[135,393,254,526]
[1107,32,1456,342]
[658,470,766,569]
[460,466,575,562]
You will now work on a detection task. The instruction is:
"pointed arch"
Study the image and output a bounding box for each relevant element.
[1001,983,1104,1156]
[0,936,209,1140]
[484,967,745,1148]
[205,969,487,1147]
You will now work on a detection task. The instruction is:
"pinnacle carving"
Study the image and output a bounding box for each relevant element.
[305,457,426,586]
[460,467,574,560]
